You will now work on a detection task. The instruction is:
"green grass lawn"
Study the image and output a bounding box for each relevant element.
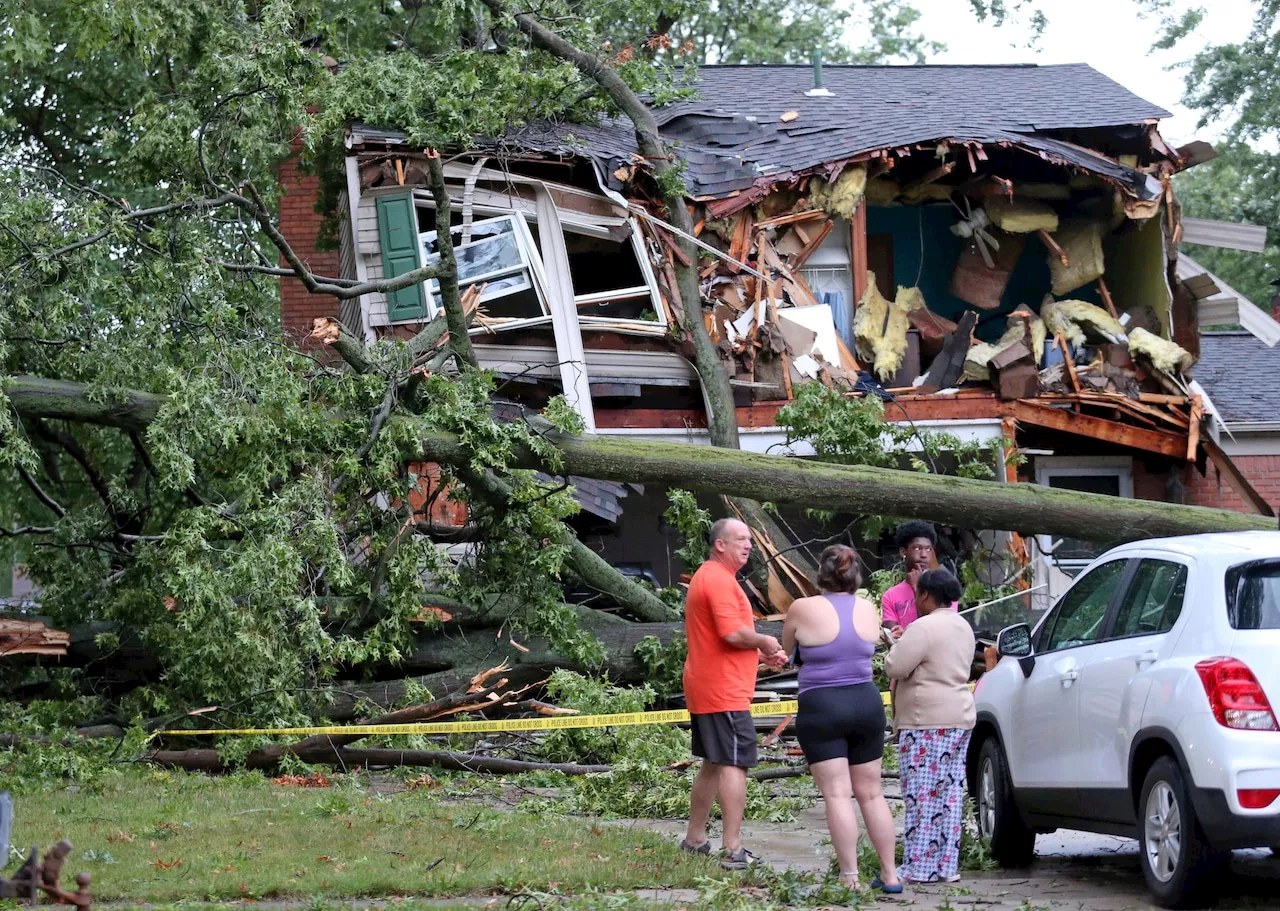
[9,768,716,903]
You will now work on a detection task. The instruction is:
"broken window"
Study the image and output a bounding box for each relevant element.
[418,215,548,322]
[565,223,662,325]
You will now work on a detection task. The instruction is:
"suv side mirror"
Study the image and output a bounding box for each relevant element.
[997,623,1033,658]
[997,623,1035,678]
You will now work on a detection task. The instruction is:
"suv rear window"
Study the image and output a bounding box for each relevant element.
[1225,560,1280,630]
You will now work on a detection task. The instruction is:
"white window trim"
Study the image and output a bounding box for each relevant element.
[573,218,668,331]
[416,214,552,331]
[1034,456,1134,573]
[409,200,665,335]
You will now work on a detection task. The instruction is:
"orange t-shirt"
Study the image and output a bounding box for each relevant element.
[682,560,757,714]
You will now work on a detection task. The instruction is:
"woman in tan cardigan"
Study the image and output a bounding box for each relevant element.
[884,568,976,884]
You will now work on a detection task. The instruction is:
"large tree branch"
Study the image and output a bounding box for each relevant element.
[425,153,478,369]
[478,0,739,447]
[6,376,164,431]
[11,376,1266,546]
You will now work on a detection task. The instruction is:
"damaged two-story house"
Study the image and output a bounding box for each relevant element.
[278,62,1278,602]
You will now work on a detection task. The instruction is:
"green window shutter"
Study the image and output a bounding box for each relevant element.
[375,193,427,322]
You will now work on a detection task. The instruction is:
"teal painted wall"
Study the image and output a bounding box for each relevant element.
[867,204,1103,342]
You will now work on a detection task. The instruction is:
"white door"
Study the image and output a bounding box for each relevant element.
[1007,559,1130,789]
[1077,558,1190,794]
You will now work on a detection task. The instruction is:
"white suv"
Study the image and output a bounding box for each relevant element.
[969,531,1280,908]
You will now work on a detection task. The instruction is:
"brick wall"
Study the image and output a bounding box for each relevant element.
[1183,455,1280,514]
[1131,458,1170,502]
[277,149,340,343]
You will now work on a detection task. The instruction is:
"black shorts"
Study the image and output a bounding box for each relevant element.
[690,711,758,768]
[795,682,886,765]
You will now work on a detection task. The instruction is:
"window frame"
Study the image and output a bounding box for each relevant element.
[1034,457,1134,576]
[570,218,668,331]
[406,198,666,335]
[416,213,552,328]
[1036,558,1135,654]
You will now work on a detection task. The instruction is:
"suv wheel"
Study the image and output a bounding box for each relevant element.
[974,737,1035,867]
[1137,757,1223,908]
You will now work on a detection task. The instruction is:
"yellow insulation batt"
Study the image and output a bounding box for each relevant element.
[985,198,1059,234]
[1128,327,1194,374]
[809,166,867,220]
[1041,299,1127,348]
[1049,220,1105,296]
[854,275,925,381]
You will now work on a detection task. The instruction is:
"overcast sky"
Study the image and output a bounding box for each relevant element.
[900,0,1260,147]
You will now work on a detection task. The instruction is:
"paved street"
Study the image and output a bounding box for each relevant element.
[630,787,1280,909]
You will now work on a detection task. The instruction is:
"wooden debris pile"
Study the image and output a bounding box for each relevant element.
[640,198,863,404]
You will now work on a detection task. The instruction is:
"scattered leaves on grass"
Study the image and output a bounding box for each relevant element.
[152,858,183,870]
[271,772,331,787]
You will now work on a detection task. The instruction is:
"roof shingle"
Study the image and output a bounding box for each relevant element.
[505,63,1171,196]
[1196,331,1280,423]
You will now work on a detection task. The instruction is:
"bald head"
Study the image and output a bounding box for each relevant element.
[709,518,752,571]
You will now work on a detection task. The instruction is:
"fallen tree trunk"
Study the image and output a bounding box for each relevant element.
[411,429,1274,545]
[146,744,802,779]
[11,375,1269,544]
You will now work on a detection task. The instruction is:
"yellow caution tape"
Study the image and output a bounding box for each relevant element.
[158,699,801,738]
[158,684,965,738]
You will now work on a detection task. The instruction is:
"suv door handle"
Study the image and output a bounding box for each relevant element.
[1136,650,1158,667]
[1060,669,1079,687]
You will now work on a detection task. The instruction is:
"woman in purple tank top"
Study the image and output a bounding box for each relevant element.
[783,545,902,893]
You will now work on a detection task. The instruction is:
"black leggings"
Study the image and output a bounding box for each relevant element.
[795,681,886,765]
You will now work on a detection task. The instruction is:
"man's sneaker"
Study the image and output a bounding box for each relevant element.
[720,847,759,870]
[679,838,711,856]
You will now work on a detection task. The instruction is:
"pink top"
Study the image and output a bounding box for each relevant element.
[880,579,959,629]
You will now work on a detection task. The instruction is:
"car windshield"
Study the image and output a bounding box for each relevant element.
[1225,560,1280,630]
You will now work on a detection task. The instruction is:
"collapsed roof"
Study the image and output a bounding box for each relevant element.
[351,63,1175,203]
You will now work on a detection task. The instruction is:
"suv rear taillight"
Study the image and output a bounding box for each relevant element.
[1196,658,1279,731]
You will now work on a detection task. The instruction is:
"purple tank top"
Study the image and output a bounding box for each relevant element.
[796,593,876,694]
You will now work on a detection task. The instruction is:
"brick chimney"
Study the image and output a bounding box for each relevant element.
[1272,296,1280,323]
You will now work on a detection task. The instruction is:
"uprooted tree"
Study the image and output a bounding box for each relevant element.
[0,0,1270,750]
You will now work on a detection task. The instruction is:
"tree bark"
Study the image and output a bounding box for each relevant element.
[412,429,1275,545]
[6,377,163,431]
[424,155,478,370]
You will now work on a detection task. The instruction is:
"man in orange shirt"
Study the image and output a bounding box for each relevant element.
[680,518,787,869]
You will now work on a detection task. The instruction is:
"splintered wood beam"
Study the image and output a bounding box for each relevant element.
[1039,229,1069,267]
[1097,277,1119,318]
[851,202,868,304]
[1056,332,1082,396]
[903,161,956,192]
[1187,394,1204,463]
[1011,401,1189,459]
[754,209,828,230]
